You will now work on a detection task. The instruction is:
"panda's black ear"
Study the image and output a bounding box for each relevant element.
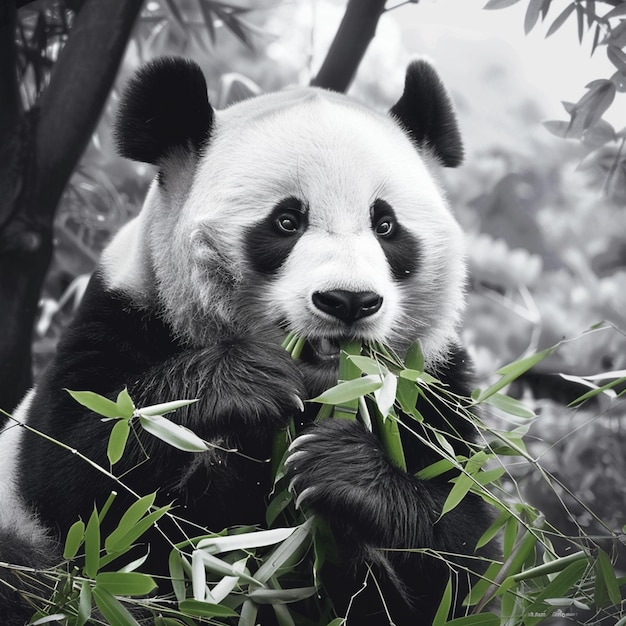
[390,60,463,168]
[115,57,213,165]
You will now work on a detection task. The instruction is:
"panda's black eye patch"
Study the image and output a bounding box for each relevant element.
[246,197,308,274]
[370,199,420,280]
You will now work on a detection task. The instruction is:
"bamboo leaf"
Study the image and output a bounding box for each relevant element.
[404,341,424,371]
[432,576,452,626]
[595,549,621,607]
[546,3,576,37]
[178,599,238,617]
[197,527,296,554]
[77,580,92,626]
[115,388,135,419]
[139,398,199,416]
[374,371,397,418]
[92,586,141,626]
[525,0,546,34]
[483,0,523,9]
[108,419,130,465]
[84,507,101,579]
[104,493,156,553]
[169,549,187,603]
[95,572,157,596]
[139,413,208,452]
[63,519,85,560]
[440,472,474,518]
[105,505,170,554]
[311,375,383,405]
[66,389,120,418]
[247,586,317,604]
[483,393,536,418]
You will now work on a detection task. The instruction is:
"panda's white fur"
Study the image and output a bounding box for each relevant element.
[0,58,495,625]
[102,88,466,366]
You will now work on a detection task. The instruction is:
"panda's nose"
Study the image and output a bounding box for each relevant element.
[312,290,383,323]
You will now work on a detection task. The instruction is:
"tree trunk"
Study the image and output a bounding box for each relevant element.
[0,0,143,413]
[311,0,388,92]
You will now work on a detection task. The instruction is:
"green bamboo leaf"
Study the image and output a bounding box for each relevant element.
[95,572,157,596]
[178,599,238,617]
[169,549,187,604]
[374,372,397,418]
[595,549,621,608]
[405,341,424,371]
[311,375,383,405]
[139,413,208,451]
[476,510,511,550]
[92,586,142,626]
[76,580,92,626]
[84,507,100,579]
[346,355,383,376]
[397,376,419,414]
[115,388,135,419]
[522,560,588,625]
[483,392,535,418]
[475,347,554,402]
[473,467,505,486]
[66,390,121,418]
[432,576,452,626]
[326,620,345,626]
[104,493,156,553]
[415,458,456,480]
[444,614,499,626]
[440,472,474,518]
[63,519,85,560]
[139,398,199,416]
[108,419,130,466]
[466,561,503,605]
[248,586,317,604]
[105,505,170,554]
[266,489,292,527]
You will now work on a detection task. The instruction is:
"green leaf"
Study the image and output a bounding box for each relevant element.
[415,458,456,481]
[523,560,588,625]
[346,355,383,376]
[139,398,199,416]
[76,580,92,626]
[404,341,424,371]
[94,572,157,596]
[92,586,141,626]
[84,507,101,579]
[105,504,170,554]
[311,375,383,405]
[396,376,419,414]
[476,510,511,550]
[115,388,135,419]
[247,586,317,604]
[169,549,187,604]
[475,347,554,402]
[483,393,535,418]
[595,549,621,608]
[326,620,345,626]
[63,519,85,560]
[440,472,474,518]
[374,372,397,418]
[139,413,208,452]
[66,390,121,418]
[266,488,293,527]
[178,599,239,618]
[444,614,499,626]
[104,493,156,553]
[107,419,130,466]
[432,576,452,626]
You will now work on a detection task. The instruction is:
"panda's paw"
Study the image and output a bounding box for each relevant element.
[284,419,389,520]
[210,337,306,429]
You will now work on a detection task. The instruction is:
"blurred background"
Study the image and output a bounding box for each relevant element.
[3,0,626,593]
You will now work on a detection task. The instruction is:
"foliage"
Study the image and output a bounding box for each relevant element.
[485,0,626,195]
[3,336,625,625]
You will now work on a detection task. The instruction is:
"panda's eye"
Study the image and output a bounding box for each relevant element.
[275,212,302,235]
[374,216,395,238]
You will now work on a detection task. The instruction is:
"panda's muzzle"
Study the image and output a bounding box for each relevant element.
[312,290,383,324]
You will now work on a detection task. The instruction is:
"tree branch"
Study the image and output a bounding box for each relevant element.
[0,1,24,229]
[34,0,144,220]
[310,0,388,93]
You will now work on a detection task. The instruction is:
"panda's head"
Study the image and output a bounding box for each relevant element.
[102,57,466,373]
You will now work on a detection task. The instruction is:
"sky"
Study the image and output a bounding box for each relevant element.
[388,0,625,129]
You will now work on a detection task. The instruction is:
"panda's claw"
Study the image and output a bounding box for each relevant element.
[293,394,305,412]
[288,433,317,452]
[283,449,306,467]
[294,486,317,510]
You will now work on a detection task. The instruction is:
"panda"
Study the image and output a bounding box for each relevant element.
[0,57,496,625]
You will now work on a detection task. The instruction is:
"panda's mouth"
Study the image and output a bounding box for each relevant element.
[301,337,341,363]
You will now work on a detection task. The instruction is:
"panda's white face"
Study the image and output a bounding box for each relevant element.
[149,89,466,366]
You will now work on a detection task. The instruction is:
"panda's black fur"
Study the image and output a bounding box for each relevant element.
[0,57,496,624]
